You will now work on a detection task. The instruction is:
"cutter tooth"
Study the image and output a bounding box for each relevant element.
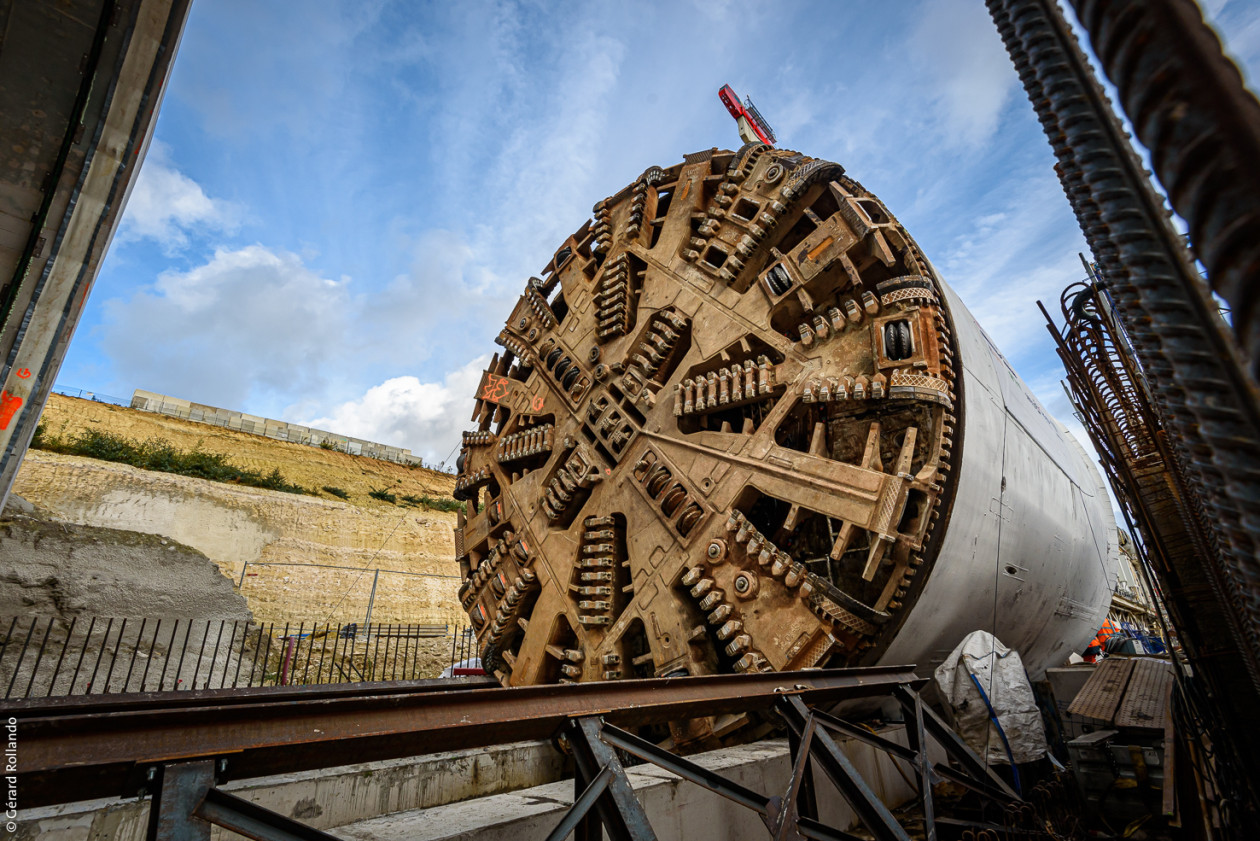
[708,604,733,624]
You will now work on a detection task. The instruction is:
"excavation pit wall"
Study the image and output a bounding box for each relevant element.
[13,394,464,626]
[0,510,250,621]
[15,726,934,840]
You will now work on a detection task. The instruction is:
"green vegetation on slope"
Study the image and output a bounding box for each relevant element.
[33,425,312,496]
[371,488,467,513]
[403,494,463,513]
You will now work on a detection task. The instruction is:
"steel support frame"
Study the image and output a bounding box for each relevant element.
[14,666,917,807]
[20,668,1023,841]
[527,685,1022,841]
[144,759,343,841]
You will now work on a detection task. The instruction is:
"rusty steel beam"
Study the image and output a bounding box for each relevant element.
[3,674,497,715]
[14,665,922,808]
[134,679,1019,841]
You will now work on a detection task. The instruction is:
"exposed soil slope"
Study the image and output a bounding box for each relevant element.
[13,395,463,625]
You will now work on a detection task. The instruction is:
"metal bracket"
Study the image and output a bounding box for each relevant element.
[145,759,343,841]
[777,695,912,841]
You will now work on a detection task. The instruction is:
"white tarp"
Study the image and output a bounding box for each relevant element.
[933,630,1048,765]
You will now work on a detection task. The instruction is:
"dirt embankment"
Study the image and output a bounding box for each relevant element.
[12,395,464,626]
[33,393,457,504]
[0,508,250,621]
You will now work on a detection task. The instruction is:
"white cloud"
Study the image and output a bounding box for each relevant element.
[119,142,241,251]
[302,357,490,465]
[99,237,497,461]
[909,0,1019,148]
[934,170,1087,359]
[101,245,349,408]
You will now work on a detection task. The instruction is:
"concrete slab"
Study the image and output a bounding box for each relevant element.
[335,729,927,841]
[17,740,566,841]
[18,728,930,841]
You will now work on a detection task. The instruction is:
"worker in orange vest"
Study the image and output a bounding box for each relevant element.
[1083,619,1120,663]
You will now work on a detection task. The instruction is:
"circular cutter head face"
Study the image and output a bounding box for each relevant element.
[455,145,959,700]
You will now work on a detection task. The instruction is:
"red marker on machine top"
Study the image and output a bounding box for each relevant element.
[718,84,777,146]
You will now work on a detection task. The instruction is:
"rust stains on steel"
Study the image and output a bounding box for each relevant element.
[454,147,960,748]
[13,665,921,808]
[42,671,1041,841]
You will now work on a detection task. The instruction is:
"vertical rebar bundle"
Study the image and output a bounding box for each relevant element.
[988,0,1260,829]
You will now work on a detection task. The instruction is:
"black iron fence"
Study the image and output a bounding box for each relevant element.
[0,616,459,699]
[445,623,481,675]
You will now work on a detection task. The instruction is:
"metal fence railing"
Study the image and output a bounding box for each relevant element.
[0,617,459,699]
[446,624,481,676]
[50,385,130,407]
[132,396,429,468]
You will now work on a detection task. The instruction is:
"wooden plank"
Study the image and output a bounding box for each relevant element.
[1067,658,1134,722]
[1115,657,1173,730]
[1163,679,1178,820]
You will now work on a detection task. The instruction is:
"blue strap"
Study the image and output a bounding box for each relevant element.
[967,670,1023,795]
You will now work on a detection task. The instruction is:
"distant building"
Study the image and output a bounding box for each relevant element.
[131,390,423,467]
[1106,528,1165,643]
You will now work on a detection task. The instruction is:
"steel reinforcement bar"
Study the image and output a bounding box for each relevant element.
[1068,0,1260,378]
[984,0,1260,670]
[988,1,1260,830]
[1041,283,1256,827]
[13,665,920,809]
[986,0,1260,742]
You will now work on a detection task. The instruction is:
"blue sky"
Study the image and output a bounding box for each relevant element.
[61,0,1260,466]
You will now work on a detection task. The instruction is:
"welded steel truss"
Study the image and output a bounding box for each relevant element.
[14,667,1039,841]
[548,689,1023,841]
